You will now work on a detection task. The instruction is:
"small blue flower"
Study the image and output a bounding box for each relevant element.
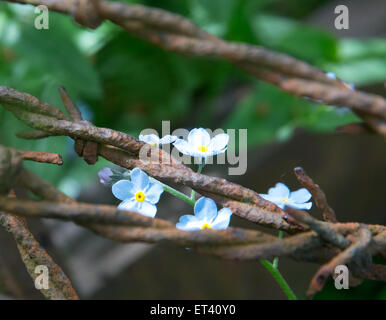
[173,128,229,158]
[98,167,113,185]
[176,197,232,231]
[112,168,164,218]
[259,183,312,210]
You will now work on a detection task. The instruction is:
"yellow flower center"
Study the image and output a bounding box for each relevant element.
[135,191,146,202]
[201,223,211,230]
[281,198,290,204]
[197,145,208,152]
[149,142,157,147]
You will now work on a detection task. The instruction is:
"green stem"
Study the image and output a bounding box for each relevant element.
[260,259,297,300]
[149,177,195,207]
[272,230,283,269]
[162,183,196,207]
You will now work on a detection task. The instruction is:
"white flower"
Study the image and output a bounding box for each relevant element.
[259,183,312,210]
[173,128,229,158]
[139,134,177,147]
[112,168,164,218]
[176,197,232,231]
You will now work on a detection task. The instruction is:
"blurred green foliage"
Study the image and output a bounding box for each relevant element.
[3,0,385,194]
[0,0,385,300]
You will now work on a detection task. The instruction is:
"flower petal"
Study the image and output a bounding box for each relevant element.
[259,194,285,209]
[268,183,290,198]
[194,197,217,222]
[185,150,216,158]
[176,215,202,231]
[139,134,159,144]
[209,147,227,156]
[259,193,272,201]
[187,128,210,148]
[173,139,193,156]
[159,135,177,144]
[112,180,135,200]
[211,208,232,229]
[117,198,137,211]
[289,188,312,203]
[136,201,158,218]
[286,201,312,210]
[98,167,113,184]
[208,133,229,153]
[130,168,149,190]
[145,182,164,204]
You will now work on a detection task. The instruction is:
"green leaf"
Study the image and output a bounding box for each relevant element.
[324,38,386,85]
[94,32,202,130]
[324,58,386,86]
[189,0,236,36]
[12,13,102,101]
[251,14,338,63]
[338,38,386,60]
[223,83,359,147]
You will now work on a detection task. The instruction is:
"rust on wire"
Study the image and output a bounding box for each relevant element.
[1,0,386,298]
[17,149,63,165]
[293,167,337,222]
[5,0,386,134]
[0,213,79,300]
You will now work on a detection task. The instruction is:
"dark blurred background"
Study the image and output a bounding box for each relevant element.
[0,0,385,299]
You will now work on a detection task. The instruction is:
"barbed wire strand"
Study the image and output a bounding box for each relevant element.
[1,0,386,298]
[4,0,386,135]
[0,89,385,298]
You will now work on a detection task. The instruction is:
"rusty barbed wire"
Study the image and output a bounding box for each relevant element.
[293,167,337,223]
[0,213,79,300]
[4,0,386,135]
[1,0,386,299]
[0,87,385,299]
[0,157,78,300]
[0,86,294,231]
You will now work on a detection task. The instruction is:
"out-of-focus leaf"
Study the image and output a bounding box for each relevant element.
[224,83,359,147]
[226,0,260,44]
[339,38,386,60]
[95,33,199,129]
[324,58,386,86]
[324,38,386,85]
[189,0,236,36]
[251,14,338,63]
[94,31,234,133]
[10,12,101,101]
